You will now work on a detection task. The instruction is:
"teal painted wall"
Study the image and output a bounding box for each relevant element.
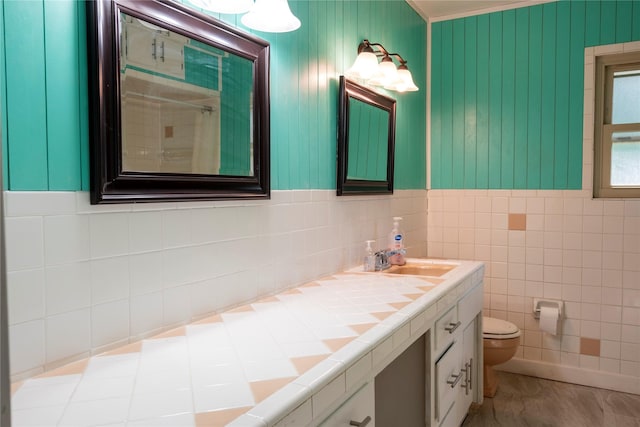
[0,0,426,191]
[431,0,640,190]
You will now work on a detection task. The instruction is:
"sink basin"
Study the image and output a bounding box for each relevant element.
[384,261,457,277]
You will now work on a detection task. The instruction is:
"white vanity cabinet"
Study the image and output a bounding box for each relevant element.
[433,283,483,427]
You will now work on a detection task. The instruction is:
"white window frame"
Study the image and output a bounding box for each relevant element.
[593,49,640,198]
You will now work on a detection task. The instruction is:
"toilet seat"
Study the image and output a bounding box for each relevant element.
[483,316,521,340]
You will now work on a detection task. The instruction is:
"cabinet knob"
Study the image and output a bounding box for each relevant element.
[349,416,372,427]
[444,321,461,333]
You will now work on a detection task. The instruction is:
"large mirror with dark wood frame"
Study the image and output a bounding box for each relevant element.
[86,0,270,204]
[337,76,396,196]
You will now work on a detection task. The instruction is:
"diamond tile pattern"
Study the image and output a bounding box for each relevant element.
[11,273,442,426]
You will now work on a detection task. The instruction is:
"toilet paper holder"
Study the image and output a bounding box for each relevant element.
[533,298,563,319]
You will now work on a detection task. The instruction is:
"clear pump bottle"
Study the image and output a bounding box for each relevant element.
[364,240,376,272]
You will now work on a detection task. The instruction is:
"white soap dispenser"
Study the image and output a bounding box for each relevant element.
[388,217,406,265]
[364,240,376,272]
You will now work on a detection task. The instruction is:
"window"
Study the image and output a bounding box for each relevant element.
[594,51,640,198]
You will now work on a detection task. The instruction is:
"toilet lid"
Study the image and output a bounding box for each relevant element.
[483,316,521,339]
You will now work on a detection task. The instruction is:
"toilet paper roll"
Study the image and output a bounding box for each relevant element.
[539,305,559,335]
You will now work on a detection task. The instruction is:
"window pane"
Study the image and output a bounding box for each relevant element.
[612,71,640,124]
[611,131,640,186]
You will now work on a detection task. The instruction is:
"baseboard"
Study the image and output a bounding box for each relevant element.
[497,358,640,396]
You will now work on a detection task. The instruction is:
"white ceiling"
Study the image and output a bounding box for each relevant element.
[408,0,542,20]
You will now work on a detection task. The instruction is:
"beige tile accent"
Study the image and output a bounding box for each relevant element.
[36,358,89,377]
[250,377,296,403]
[255,296,280,303]
[100,341,143,356]
[291,355,328,375]
[403,293,423,301]
[372,311,394,321]
[421,278,444,285]
[228,305,255,313]
[349,323,377,335]
[150,326,187,339]
[508,213,527,231]
[300,282,321,288]
[323,337,355,352]
[11,381,24,396]
[417,285,436,292]
[389,301,411,310]
[193,314,223,325]
[195,406,253,427]
[580,337,601,357]
[280,288,303,295]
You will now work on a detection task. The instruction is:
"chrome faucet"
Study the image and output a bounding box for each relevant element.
[374,248,407,271]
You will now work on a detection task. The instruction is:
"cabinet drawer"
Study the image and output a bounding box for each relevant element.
[435,305,459,355]
[319,382,375,427]
[435,340,461,423]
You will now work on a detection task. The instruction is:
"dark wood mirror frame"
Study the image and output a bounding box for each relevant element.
[86,0,270,204]
[337,76,396,196]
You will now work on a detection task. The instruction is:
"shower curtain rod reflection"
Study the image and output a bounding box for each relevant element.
[126,91,215,113]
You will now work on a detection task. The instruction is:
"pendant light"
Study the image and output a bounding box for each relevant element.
[241,0,301,33]
[188,0,253,14]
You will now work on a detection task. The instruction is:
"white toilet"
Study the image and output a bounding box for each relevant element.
[482,316,521,397]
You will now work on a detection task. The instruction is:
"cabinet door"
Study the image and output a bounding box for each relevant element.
[435,340,461,424]
[319,382,375,427]
[124,23,157,70]
[155,34,185,79]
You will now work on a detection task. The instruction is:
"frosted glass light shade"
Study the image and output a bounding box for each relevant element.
[385,68,419,92]
[189,0,253,14]
[345,51,379,80]
[241,0,301,33]
[368,57,397,86]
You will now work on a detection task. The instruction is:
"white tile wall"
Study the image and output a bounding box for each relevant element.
[428,189,640,379]
[5,189,428,379]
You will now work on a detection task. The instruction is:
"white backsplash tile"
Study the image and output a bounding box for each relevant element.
[92,299,130,348]
[5,216,44,271]
[45,262,91,316]
[9,320,45,374]
[5,190,427,379]
[91,257,130,305]
[129,211,163,254]
[7,269,45,325]
[44,215,90,266]
[89,212,130,258]
[45,309,91,365]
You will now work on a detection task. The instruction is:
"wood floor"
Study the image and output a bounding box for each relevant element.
[462,371,640,427]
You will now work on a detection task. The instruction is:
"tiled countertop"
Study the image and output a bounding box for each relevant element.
[11,259,484,427]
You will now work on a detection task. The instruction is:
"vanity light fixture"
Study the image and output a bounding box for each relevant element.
[241,0,301,33]
[346,39,419,92]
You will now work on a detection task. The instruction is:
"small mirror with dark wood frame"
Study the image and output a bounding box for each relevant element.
[86,0,270,204]
[337,76,396,196]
